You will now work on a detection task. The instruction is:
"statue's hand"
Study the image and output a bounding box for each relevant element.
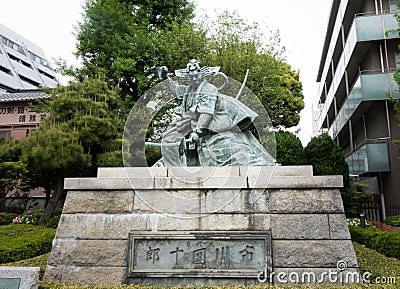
[188,131,200,144]
[155,66,169,79]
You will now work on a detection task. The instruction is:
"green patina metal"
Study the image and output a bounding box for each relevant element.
[153,59,276,167]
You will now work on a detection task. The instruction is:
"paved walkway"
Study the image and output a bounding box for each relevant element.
[369,219,400,232]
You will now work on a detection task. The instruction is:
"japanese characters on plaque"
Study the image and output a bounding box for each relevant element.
[0,104,47,125]
[128,231,272,278]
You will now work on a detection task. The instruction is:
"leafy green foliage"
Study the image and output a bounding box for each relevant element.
[203,11,304,128]
[0,161,30,211]
[304,134,371,217]
[75,0,196,107]
[0,224,55,263]
[349,224,400,259]
[73,5,304,129]
[0,212,15,225]
[342,178,371,218]
[275,130,305,165]
[304,133,350,186]
[385,215,400,227]
[2,253,49,280]
[353,242,400,285]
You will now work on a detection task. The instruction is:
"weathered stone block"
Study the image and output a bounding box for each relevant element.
[151,213,201,231]
[0,267,40,289]
[200,189,269,214]
[199,213,251,230]
[48,239,127,266]
[269,189,344,213]
[56,214,148,239]
[45,266,127,285]
[168,166,240,178]
[153,176,248,189]
[63,190,134,214]
[249,175,343,189]
[329,214,351,239]
[133,189,200,214]
[239,165,313,177]
[270,214,330,239]
[272,240,358,268]
[47,166,357,285]
[97,167,168,178]
[251,214,271,231]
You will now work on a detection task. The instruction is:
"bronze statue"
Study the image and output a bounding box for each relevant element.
[151,59,276,167]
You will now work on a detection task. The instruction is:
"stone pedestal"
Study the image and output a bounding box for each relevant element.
[43,166,360,285]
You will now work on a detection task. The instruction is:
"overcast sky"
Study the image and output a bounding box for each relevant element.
[0,0,332,145]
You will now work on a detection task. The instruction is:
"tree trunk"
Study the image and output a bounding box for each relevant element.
[38,174,65,225]
[0,192,6,212]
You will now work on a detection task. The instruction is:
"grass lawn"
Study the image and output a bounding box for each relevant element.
[2,242,398,289]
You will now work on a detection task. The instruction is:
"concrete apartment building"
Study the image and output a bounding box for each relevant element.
[315,0,400,219]
[0,22,57,139]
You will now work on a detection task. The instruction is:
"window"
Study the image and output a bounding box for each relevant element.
[18,46,26,56]
[38,69,56,81]
[18,74,40,87]
[396,52,400,69]
[0,130,11,139]
[0,65,13,76]
[390,0,400,12]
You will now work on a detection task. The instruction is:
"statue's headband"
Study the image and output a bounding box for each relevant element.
[174,66,221,81]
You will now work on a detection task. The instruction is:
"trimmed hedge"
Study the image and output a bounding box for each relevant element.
[3,253,49,279]
[385,215,400,227]
[349,225,400,259]
[0,224,55,263]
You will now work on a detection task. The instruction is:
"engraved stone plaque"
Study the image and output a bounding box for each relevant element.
[128,231,272,279]
[0,278,20,289]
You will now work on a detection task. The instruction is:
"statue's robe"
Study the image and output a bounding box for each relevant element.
[157,80,276,167]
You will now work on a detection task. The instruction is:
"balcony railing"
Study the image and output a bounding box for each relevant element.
[317,11,399,131]
[346,142,390,175]
[328,71,400,139]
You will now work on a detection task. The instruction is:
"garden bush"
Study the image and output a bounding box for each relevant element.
[0,224,55,263]
[349,225,400,259]
[0,212,15,225]
[385,215,400,227]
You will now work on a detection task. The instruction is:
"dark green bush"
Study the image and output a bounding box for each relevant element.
[385,215,400,227]
[349,225,400,259]
[43,208,62,229]
[0,224,55,263]
[374,231,400,259]
[0,212,15,225]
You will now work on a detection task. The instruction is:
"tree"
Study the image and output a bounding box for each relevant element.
[12,78,124,222]
[0,162,30,212]
[203,11,304,128]
[73,5,304,128]
[38,79,124,172]
[303,133,368,216]
[304,133,350,187]
[19,124,91,222]
[74,0,197,108]
[275,130,305,165]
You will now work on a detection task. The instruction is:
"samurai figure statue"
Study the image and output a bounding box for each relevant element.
[153,59,276,167]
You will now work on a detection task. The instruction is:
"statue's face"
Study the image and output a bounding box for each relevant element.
[186,60,202,85]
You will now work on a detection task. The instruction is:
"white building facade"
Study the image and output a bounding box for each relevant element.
[0,22,57,92]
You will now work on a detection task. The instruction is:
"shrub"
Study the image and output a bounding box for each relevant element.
[0,224,55,263]
[43,208,62,229]
[3,253,49,279]
[349,225,400,259]
[11,210,42,225]
[0,212,15,225]
[385,215,400,227]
